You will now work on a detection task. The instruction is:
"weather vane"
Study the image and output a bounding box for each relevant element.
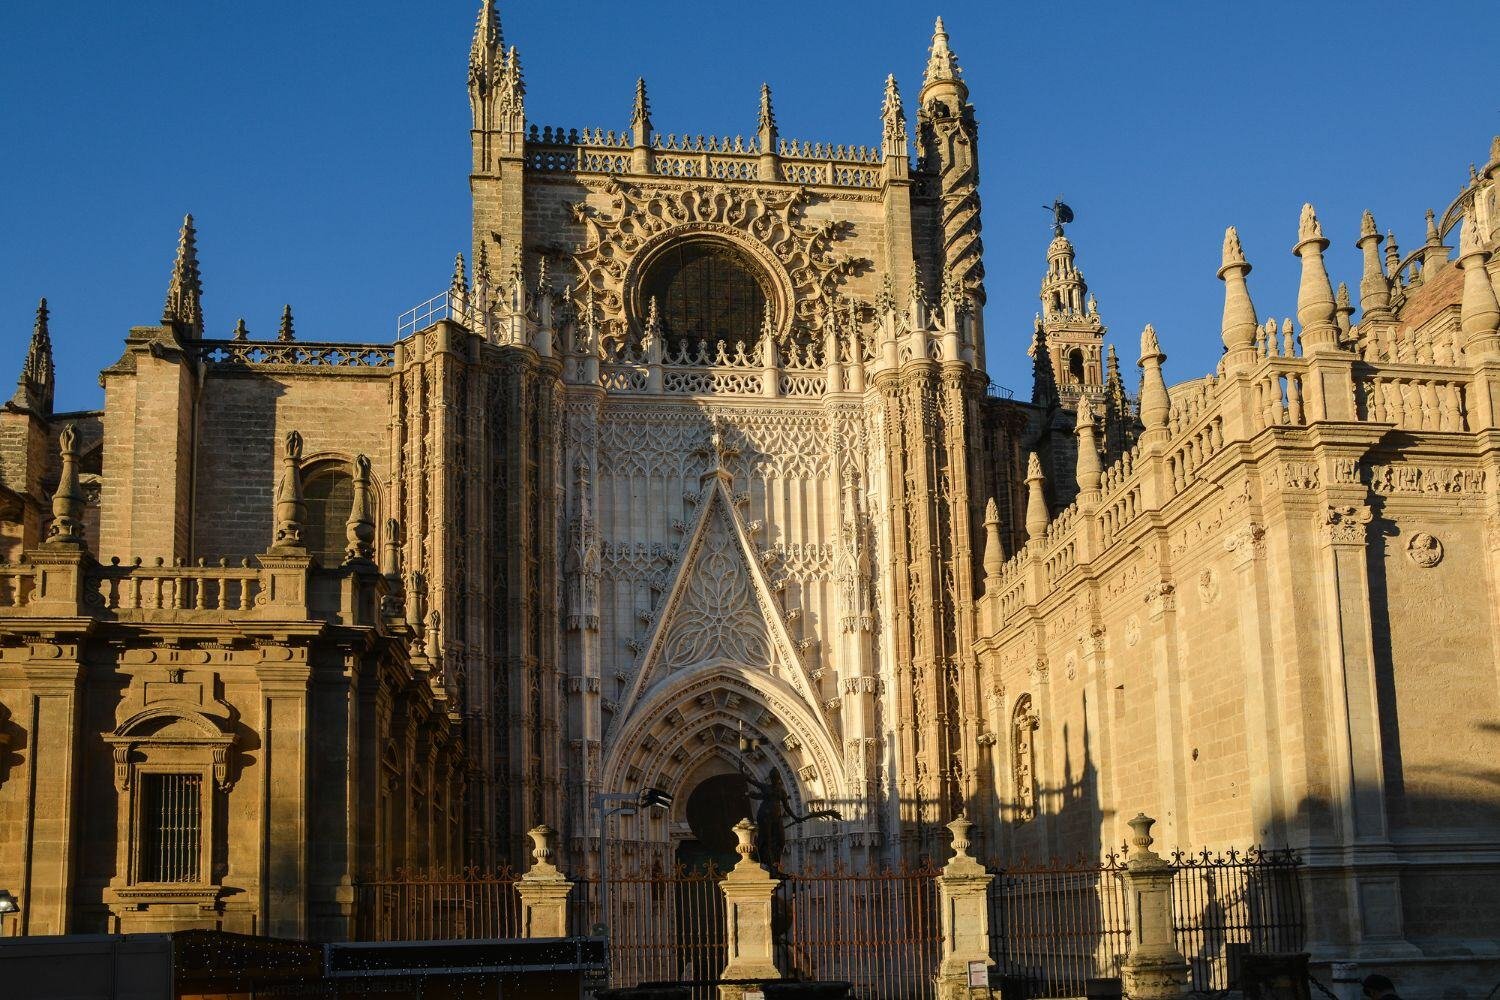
[1044,197,1075,237]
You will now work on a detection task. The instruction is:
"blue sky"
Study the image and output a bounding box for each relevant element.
[2,2,1492,412]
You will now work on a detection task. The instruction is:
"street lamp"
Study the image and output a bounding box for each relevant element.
[0,889,19,937]
[594,787,673,938]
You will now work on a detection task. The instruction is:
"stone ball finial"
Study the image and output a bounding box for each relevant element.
[733,817,757,860]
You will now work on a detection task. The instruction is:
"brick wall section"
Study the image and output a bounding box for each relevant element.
[98,334,195,562]
[192,370,393,562]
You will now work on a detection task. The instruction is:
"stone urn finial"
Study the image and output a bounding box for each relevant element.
[947,813,973,859]
[733,817,757,862]
[527,824,557,870]
[1127,812,1158,860]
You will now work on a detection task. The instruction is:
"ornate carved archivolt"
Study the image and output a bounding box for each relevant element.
[600,664,848,811]
[570,178,864,351]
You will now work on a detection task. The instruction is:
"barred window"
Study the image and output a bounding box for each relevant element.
[140,773,202,883]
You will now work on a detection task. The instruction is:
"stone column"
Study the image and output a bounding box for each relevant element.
[934,815,994,1000]
[255,653,312,939]
[1121,814,1188,1000]
[1311,503,1413,956]
[719,818,781,999]
[516,824,572,939]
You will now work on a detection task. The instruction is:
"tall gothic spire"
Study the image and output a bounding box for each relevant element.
[1102,344,1132,457]
[757,83,777,141]
[468,1,521,137]
[162,214,204,337]
[880,74,907,160]
[470,0,502,74]
[12,297,55,415]
[922,16,966,98]
[632,77,652,138]
[1030,317,1059,409]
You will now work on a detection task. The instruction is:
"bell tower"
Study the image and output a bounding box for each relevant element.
[1036,211,1106,405]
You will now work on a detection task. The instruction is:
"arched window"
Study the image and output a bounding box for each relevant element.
[639,241,770,351]
[303,466,354,566]
[1067,349,1085,386]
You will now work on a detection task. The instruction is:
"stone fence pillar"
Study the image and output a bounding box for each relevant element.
[1121,814,1189,1000]
[935,814,995,1000]
[719,817,781,1000]
[516,824,572,939]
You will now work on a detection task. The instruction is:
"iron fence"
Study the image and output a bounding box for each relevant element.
[351,845,1304,998]
[571,864,729,1000]
[353,867,521,942]
[988,846,1306,997]
[1171,847,1305,992]
[988,852,1133,998]
[778,863,943,1000]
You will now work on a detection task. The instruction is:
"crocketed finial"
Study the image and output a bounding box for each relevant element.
[277,304,295,343]
[451,252,468,296]
[12,297,55,415]
[758,82,776,136]
[632,77,651,130]
[924,15,964,88]
[162,213,204,336]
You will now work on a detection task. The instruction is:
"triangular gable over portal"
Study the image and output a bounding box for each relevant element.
[608,451,825,742]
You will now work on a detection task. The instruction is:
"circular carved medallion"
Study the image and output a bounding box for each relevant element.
[1406,532,1443,568]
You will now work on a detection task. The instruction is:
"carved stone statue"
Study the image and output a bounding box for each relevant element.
[740,765,840,875]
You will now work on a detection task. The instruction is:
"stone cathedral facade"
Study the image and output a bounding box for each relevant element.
[2,4,1500,989]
